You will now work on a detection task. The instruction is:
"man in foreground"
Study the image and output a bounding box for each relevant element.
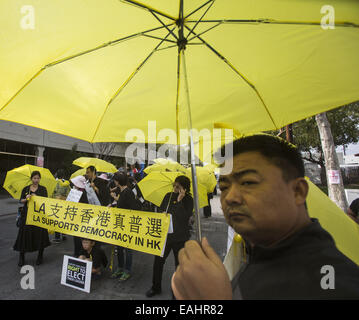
[172,134,359,299]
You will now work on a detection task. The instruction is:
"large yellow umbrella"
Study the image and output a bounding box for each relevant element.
[3,164,57,199]
[1,0,358,240]
[72,157,117,173]
[0,1,358,143]
[138,171,208,208]
[306,178,359,265]
[70,168,86,180]
[144,158,187,174]
[186,166,217,194]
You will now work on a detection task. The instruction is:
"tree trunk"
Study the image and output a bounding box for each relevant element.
[315,112,348,212]
[319,163,327,187]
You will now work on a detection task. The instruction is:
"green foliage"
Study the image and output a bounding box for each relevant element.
[293,101,359,153]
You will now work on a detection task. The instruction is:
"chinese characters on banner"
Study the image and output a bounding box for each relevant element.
[27,196,171,257]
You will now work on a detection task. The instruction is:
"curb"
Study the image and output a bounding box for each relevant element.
[0,212,17,218]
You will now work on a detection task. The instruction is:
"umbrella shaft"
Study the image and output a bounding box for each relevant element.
[181,50,202,242]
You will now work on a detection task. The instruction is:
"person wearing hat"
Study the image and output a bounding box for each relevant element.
[70,175,88,257]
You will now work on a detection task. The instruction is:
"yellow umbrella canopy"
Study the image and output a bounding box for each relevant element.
[70,168,87,180]
[72,157,117,173]
[144,158,187,174]
[3,164,57,199]
[306,178,359,265]
[186,166,217,193]
[0,1,358,143]
[138,171,208,208]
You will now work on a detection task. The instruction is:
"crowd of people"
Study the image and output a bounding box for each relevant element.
[11,136,359,299]
[13,163,199,297]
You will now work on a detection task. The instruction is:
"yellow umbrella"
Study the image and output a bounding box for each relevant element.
[186,166,217,194]
[1,1,358,241]
[70,168,86,180]
[138,171,208,208]
[3,164,57,199]
[203,164,218,173]
[72,157,117,173]
[144,158,187,175]
[306,178,359,265]
[0,1,358,143]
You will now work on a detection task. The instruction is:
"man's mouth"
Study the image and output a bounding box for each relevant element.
[228,211,248,218]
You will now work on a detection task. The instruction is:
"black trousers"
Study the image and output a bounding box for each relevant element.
[73,236,82,257]
[151,240,186,292]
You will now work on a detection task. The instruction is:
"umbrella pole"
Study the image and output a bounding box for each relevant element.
[181,50,202,242]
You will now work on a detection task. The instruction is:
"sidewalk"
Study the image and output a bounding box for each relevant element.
[0,194,19,217]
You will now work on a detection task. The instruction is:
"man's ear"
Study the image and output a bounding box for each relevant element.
[292,178,309,206]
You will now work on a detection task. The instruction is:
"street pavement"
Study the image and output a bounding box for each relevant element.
[0,194,228,300]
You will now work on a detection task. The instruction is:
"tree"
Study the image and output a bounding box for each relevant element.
[61,144,90,179]
[291,102,359,185]
[90,143,117,161]
[315,112,348,212]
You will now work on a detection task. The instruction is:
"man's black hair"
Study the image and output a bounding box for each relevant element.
[113,172,128,187]
[175,175,191,193]
[217,134,304,182]
[56,168,66,179]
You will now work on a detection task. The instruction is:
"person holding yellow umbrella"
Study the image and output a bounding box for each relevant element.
[4,164,57,200]
[13,171,50,267]
[172,134,359,299]
[146,175,194,298]
[138,171,208,209]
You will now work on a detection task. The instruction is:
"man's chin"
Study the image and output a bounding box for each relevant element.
[227,217,253,237]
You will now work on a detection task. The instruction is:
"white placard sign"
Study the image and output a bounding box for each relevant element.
[328,170,340,184]
[66,189,83,203]
[61,255,92,293]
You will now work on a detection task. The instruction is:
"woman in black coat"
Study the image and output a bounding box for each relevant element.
[146,175,194,297]
[14,171,50,266]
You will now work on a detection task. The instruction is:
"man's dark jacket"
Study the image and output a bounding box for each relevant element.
[93,177,110,206]
[233,219,359,299]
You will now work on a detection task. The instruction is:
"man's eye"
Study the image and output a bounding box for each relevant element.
[219,185,228,191]
[242,181,257,186]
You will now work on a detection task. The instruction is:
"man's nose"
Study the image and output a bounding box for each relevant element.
[224,184,244,205]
